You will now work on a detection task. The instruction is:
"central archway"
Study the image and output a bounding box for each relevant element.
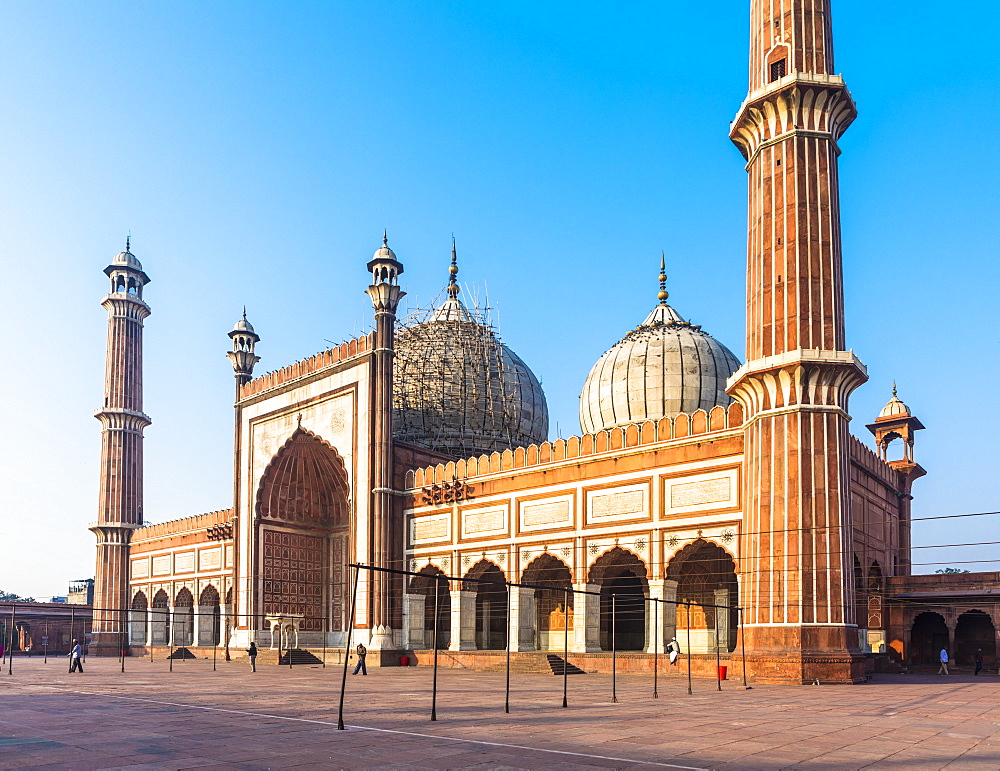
[521,554,573,651]
[256,428,350,635]
[589,547,648,651]
[667,539,738,653]
[910,611,948,666]
[464,560,508,650]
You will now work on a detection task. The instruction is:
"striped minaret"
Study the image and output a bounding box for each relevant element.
[727,0,868,683]
[90,239,151,655]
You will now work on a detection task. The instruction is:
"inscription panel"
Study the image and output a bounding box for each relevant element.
[411,514,450,544]
[462,508,507,537]
[152,555,171,576]
[131,558,149,579]
[520,499,572,531]
[174,552,195,573]
[199,547,222,571]
[587,485,648,524]
[664,469,738,516]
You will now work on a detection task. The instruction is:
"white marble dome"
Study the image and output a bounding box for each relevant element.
[579,297,740,434]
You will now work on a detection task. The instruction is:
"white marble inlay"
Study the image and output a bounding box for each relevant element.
[463,508,506,535]
[590,490,645,519]
[522,501,571,527]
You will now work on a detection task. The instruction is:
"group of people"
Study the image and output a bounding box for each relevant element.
[938,647,985,676]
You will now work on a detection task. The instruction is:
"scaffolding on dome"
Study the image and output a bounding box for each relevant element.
[392,292,548,460]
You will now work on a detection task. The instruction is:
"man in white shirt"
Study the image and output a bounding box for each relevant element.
[68,640,83,673]
[938,647,949,675]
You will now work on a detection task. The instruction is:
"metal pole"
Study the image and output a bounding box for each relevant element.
[289,619,293,670]
[44,617,48,664]
[120,606,126,673]
[504,582,511,714]
[337,565,360,730]
[715,607,721,691]
[169,609,174,673]
[322,605,327,668]
[213,611,218,672]
[431,575,441,722]
[7,602,15,675]
[562,588,570,708]
[739,606,749,689]
[686,602,692,695]
[653,599,659,699]
[611,594,617,703]
[69,605,75,673]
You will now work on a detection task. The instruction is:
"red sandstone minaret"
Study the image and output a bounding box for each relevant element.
[727,0,868,682]
[90,239,151,655]
[365,232,405,657]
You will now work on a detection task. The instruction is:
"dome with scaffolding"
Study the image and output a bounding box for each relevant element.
[392,244,548,459]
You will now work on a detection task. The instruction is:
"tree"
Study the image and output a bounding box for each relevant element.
[0,589,36,602]
[934,567,970,574]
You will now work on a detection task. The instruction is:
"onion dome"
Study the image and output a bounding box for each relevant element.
[229,308,260,341]
[579,255,740,434]
[392,240,548,458]
[104,236,151,285]
[878,382,911,419]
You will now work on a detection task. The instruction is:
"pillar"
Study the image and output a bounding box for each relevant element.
[646,579,678,653]
[572,583,601,653]
[449,590,476,651]
[714,588,730,652]
[509,587,536,652]
[402,594,426,649]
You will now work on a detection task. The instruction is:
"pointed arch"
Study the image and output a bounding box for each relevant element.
[588,547,648,651]
[129,590,148,645]
[256,428,350,526]
[522,554,574,651]
[464,560,508,650]
[667,538,738,653]
[408,564,451,649]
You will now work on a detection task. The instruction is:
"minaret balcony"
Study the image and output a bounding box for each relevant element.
[93,407,152,432]
[730,72,857,162]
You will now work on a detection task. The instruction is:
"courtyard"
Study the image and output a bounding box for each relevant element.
[0,657,997,769]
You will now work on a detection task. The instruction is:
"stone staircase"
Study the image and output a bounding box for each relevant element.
[546,654,587,675]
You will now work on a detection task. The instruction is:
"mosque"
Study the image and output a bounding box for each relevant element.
[86,1,997,683]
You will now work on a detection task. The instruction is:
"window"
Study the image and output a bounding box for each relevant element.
[770,59,786,82]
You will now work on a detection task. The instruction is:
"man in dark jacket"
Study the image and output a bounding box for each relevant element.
[352,643,368,675]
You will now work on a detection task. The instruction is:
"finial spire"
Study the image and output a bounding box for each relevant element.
[383,230,388,247]
[447,236,460,298]
[242,305,247,320]
[892,381,897,397]
[657,252,669,305]
[126,234,131,253]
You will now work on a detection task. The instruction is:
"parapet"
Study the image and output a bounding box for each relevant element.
[238,333,374,399]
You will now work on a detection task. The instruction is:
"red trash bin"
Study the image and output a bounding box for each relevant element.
[400,655,410,667]
[718,665,728,680]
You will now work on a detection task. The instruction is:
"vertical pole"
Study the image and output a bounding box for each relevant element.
[120,606,126,673]
[504,582,511,714]
[562,587,569,709]
[289,621,293,670]
[213,612,218,672]
[337,565,360,731]
[715,605,721,691]
[739,606,749,689]
[69,605,75,673]
[611,594,617,703]
[169,609,174,673]
[7,602,15,675]
[431,576,441,722]
[44,618,49,664]
[653,599,659,699]
[686,602,692,695]
[322,605,327,668]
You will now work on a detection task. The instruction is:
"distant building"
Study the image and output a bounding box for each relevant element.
[49,596,67,604]
[67,579,94,606]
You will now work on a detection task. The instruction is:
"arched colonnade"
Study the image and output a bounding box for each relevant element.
[403,539,740,654]
[128,585,230,648]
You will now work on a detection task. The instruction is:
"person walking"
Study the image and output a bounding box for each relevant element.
[352,643,368,676]
[938,647,949,675]
[68,640,83,673]
[667,637,681,666]
[974,647,983,676]
[247,641,258,672]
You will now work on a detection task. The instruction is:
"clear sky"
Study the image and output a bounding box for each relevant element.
[1,1,997,600]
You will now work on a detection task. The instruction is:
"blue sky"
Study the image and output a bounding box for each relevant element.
[1,1,997,599]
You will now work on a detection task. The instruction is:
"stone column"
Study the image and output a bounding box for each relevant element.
[646,579,678,653]
[509,588,536,652]
[449,590,476,651]
[402,594,426,649]
[572,583,601,653]
[714,588,731,652]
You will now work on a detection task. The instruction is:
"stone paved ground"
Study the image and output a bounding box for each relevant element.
[0,656,997,769]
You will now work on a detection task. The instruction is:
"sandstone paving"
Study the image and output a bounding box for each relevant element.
[1,658,999,769]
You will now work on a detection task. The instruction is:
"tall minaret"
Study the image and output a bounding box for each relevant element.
[727,1,868,683]
[90,239,152,655]
[365,232,405,655]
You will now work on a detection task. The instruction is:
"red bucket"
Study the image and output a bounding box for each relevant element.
[718,665,728,680]
[400,655,410,667]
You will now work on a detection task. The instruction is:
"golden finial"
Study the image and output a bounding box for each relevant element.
[892,381,897,398]
[447,236,460,298]
[657,252,669,304]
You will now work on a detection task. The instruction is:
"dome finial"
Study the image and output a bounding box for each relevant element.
[242,305,247,321]
[447,236,460,298]
[383,230,388,247]
[892,380,897,397]
[657,252,669,305]
[126,234,131,253]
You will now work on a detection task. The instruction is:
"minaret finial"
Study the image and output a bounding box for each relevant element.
[447,236,460,298]
[242,305,247,320]
[383,230,388,247]
[892,381,897,397]
[657,252,668,305]
[126,234,131,253]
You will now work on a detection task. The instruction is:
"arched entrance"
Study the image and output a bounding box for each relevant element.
[667,539,739,653]
[465,560,507,650]
[910,611,948,666]
[521,554,573,650]
[955,610,995,669]
[199,585,221,646]
[408,565,451,649]
[256,428,350,637]
[174,588,194,646]
[130,591,148,645]
[152,589,170,645]
[589,547,647,651]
